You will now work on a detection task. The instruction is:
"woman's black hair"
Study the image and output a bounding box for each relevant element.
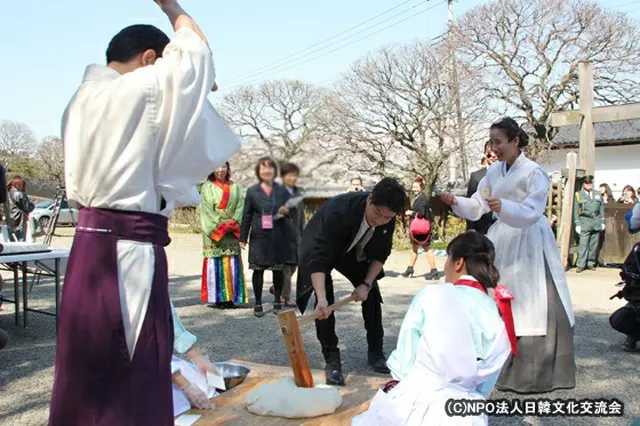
[207,162,231,182]
[490,117,529,149]
[447,231,500,289]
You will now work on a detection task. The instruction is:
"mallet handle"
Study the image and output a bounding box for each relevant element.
[298,295,357,327]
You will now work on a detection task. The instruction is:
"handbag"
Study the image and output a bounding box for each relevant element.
[409,216,431,245]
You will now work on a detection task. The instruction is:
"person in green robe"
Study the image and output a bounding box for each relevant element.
[200,162,249,308]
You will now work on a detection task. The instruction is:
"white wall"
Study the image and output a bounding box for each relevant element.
[539,144,640,199]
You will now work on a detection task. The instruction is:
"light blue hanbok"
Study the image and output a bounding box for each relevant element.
[352,276,511,425]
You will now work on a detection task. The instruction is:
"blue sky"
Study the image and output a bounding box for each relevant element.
[1,0,639,140]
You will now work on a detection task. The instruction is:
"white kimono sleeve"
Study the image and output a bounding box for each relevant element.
[497,168,549,229]
[451,176,491,221]
[153,28,241,210]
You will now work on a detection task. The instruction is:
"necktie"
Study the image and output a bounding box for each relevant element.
[356,226,375,262]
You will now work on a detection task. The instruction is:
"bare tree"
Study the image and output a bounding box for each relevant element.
[0,120,38,170]
[37,136,65,183]
[326,42,485,194]
[452,0,640,159]
[220,80,339,184]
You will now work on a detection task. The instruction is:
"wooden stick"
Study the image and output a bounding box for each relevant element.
[278,310,314,388]
[298,295,357,327]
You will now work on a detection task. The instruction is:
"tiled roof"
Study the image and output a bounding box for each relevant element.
[552,119,640,146]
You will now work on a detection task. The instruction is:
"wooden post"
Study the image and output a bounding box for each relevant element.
[579,62,595,176]
[278,310,314,388]
[559,152,578,268]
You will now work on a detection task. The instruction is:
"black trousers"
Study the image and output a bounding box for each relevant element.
[314,252,384,360]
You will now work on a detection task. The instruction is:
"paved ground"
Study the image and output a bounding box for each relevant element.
[0,230,638,425]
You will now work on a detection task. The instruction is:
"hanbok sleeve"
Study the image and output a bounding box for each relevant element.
[386,291,426,381]
[172,302,197,356]
[498,168,549,229]
[200,184,221,238]
[232,184,245,224]
[153,28,241,209]
[451,177,491,221]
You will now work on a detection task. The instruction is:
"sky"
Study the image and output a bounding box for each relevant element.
[1,0,639,140]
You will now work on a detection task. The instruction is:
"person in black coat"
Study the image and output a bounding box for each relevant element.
[269,162,305,308]
[240,157,292,317]
[296,178,407,386]
[401,176,443,280]
[466,141,497,234]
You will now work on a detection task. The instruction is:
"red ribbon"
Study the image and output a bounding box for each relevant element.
[454,278,518,357]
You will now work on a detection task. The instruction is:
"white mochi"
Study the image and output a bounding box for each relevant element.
[245,378,343,419]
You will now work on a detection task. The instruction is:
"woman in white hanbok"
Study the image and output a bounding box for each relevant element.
[352,232,515,425]
[441,117,576,394]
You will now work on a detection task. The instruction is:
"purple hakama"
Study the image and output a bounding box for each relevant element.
[48,208,174,426]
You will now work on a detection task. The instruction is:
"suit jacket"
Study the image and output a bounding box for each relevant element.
[296,192,395,311]
[466,168,495,234]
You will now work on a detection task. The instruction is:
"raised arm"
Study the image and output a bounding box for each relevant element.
[498,168,549,229]
[157,1,210,47]
[152,2,242,208]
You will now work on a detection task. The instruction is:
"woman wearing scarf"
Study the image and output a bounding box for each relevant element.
[200,162,249,308]
[352,232,514,425]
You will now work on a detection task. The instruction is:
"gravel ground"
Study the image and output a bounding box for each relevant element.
[0,230,638,425]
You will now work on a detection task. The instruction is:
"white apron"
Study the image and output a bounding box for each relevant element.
[453,155,575,336]
[352,284,510,426]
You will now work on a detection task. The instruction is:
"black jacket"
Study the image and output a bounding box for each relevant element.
[240,182,292,267]
[466,168,495,234]
[8,187,34,231]
[296,192,395,309]
[411,192,433,221]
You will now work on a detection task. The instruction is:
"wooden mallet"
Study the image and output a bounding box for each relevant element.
[278,295,357,388]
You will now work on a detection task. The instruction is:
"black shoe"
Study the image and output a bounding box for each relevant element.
[368,351,391,374]
[273,303,283,314]
[401,266,414,278]
[622,336,638,352]
[424,268,440,280]
[324,352,345,386]
[254,304,265,317]
[576,267,586,273]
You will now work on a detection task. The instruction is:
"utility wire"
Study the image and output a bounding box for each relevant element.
[222,0,421,85]
[218,0,448,92]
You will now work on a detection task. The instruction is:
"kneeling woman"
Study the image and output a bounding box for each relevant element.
[352,232,516,425]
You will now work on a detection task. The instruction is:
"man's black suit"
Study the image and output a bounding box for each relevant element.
[465,168,496,234]
[296,192,394,359]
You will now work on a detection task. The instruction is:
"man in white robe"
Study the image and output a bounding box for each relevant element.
[48,2,240,425]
